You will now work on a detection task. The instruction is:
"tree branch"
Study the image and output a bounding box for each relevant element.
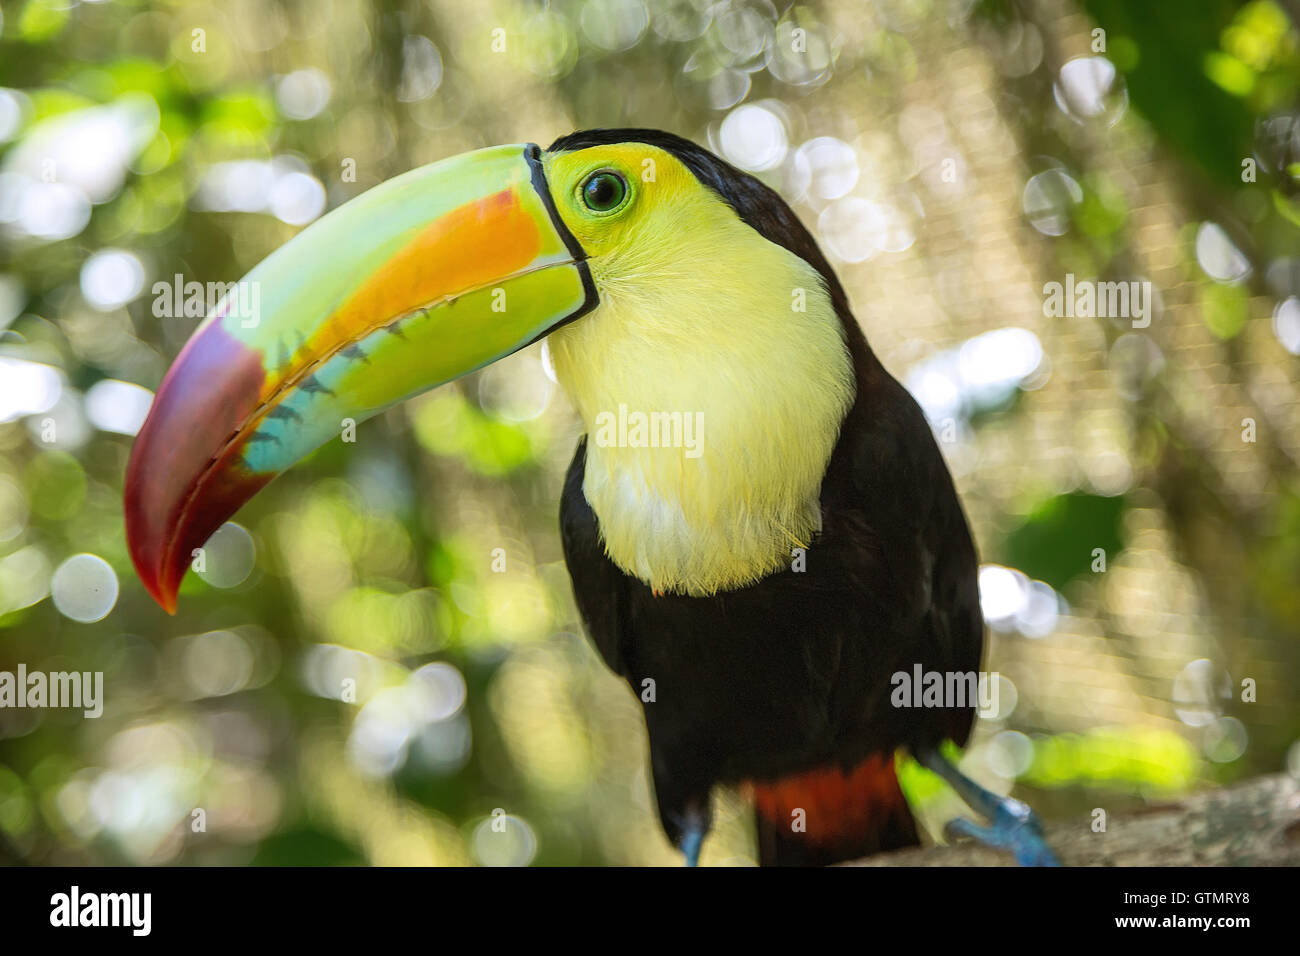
[853,774,1300,866]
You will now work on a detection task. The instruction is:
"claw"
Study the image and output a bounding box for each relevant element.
[945,797,1060,866]
[916,746,1061,867]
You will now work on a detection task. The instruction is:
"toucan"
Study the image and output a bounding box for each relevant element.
[124,129,1058,867]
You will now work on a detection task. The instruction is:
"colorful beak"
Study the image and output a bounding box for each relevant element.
[125,144,596,612]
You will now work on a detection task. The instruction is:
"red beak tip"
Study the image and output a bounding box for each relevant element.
[133,558,181,615]
[151,572,181,615]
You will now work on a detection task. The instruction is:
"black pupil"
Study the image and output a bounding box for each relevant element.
[585,174,623,210]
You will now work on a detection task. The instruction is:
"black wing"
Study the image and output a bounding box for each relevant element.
[836,360,985,747]
[559,438,630,678]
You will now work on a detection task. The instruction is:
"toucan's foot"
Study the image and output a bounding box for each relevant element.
[945,796,1060,867]
[916,746,1061,867]
[680,826,704,867]
[665,792,711,866]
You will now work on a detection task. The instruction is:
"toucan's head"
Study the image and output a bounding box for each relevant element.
[125,129,857,610]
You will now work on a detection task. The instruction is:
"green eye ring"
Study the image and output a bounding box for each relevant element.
[580,170,629,213]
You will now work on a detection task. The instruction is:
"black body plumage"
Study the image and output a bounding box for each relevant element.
[551,130,983,865]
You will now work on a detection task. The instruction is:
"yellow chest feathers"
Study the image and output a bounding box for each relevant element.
[548,224,855,596]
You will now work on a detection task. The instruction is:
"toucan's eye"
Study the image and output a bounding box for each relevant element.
[581,171,628,212]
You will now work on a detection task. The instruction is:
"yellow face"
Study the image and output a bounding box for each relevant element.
[540,141,857,596]
[543,143,689,255]
[542,143,762,315]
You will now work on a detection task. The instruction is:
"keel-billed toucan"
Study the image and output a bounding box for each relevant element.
[124,129,1057,866]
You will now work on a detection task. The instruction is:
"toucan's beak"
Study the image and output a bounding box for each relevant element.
[125,143,595,612]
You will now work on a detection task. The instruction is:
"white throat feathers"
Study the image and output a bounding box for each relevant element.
[549,212,855,596]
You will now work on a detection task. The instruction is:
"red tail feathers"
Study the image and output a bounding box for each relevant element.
[751,753,918,866]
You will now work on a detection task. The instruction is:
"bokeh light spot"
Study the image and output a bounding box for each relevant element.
[80,249,146,310]
[196,522,256,589]
[51,553,119,623]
